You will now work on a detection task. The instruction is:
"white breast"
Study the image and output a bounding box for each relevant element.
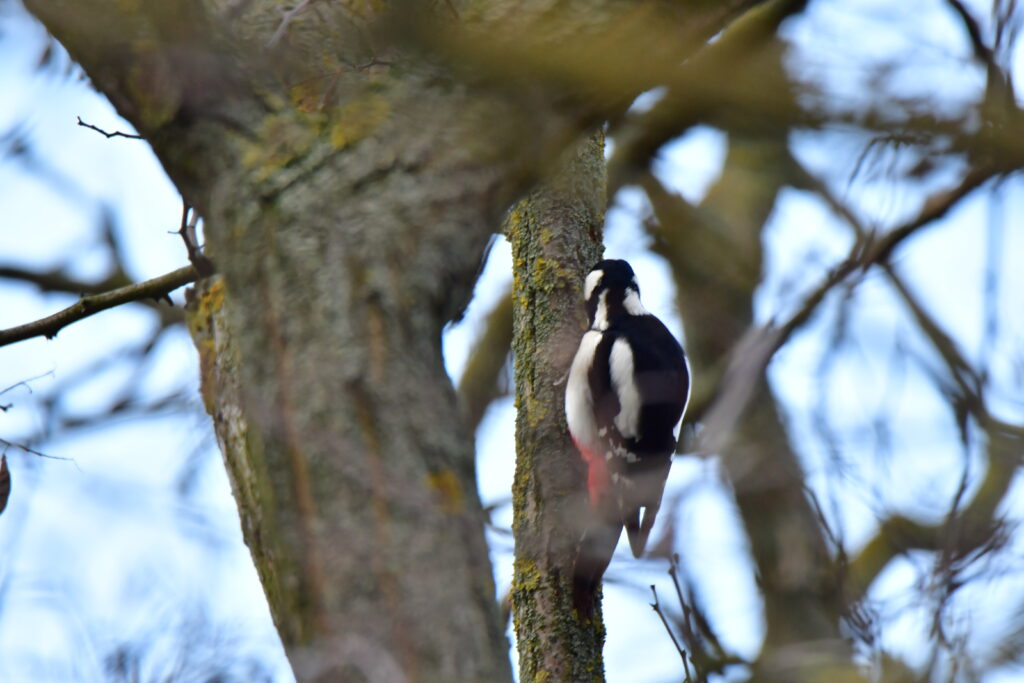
[565,330,603,449]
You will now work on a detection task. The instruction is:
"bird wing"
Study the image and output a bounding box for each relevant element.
[585,330,625,507]
[612,317,690,557]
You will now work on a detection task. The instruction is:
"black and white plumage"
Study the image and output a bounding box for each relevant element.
[565,259,690,617]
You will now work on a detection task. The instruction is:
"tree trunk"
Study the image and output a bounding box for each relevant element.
[22,2,539,679]
[509,133,607,681]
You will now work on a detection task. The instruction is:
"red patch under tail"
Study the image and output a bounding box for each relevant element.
[572,437,609,506]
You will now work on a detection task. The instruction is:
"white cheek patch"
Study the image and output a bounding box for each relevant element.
[609,338,641,439]
[565,330,603,449]
[584,270,603,302]
[622,287,647,316]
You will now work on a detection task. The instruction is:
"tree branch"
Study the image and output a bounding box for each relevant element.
[510,132,607,681]
[0,265,130,295]
[785,165,995,341]
[0,265,200,347]
[608,0,807,193]
[76,116,144,140]
[456,290,512,433]
[650,584,692,681]
[699,165,997,459]
[0,437,75,462]
[844,263,1024,602]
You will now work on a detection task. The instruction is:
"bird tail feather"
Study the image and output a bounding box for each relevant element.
[572,516,621,619]
[625,503,660,558]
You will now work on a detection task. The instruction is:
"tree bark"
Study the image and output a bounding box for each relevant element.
[509,133,606,681]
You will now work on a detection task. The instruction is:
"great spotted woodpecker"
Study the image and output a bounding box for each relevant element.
[565,259,691,617]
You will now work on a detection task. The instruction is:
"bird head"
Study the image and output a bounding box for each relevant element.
[583,259,646,330]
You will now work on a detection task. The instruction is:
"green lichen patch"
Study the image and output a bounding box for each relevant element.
[426,469,464,513]
[329,94,390,149]
[242,113,319,182]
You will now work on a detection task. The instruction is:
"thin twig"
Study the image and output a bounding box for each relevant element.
[791,156,868,239]
[945,0,1002,79]
[76,116,143,140]
[650,584,692,681]
[0,438,75,462]
[882,263,981,401]
[668,554,730,663]
[0,370,55,411]
[0,265,199,347]
[0,370,55,397]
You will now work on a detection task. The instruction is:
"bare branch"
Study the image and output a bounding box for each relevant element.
[650,585,692,681]
[790,157,867,240]
[0,265,199,347]
[844,265,1024,601]
[456,290,512,432]
[668,555,745,677]
[0,264,129,295]
[0,371,54,399]
[608,0,808,193]
[944,0,1012,105]
[863,165,997,265]
[785,165,996,340]
[883,264,981,400]
[699,164,999,455]
[76,116,144,140]
[0,437,75,462]
[59,391,195,433]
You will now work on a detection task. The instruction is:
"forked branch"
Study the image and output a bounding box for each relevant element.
[0,265,200,347]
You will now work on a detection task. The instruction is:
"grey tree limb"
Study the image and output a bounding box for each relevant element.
[0,265,199,347]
